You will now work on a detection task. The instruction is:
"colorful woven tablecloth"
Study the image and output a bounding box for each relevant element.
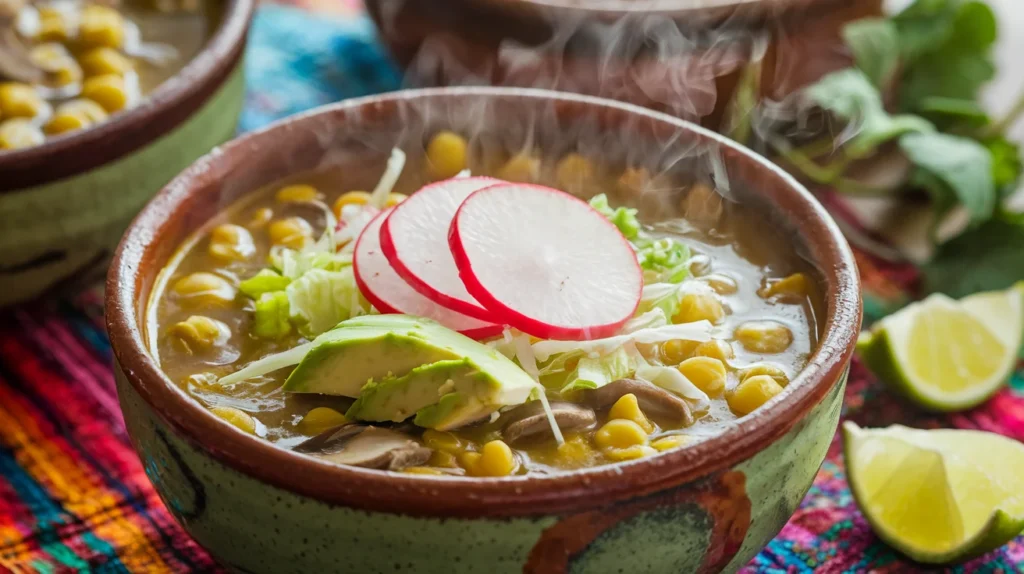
[1,3,1023,573]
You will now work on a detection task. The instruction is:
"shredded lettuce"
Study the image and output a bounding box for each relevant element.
[628,348,711,412]
[561,346,636,395]
[590,194,692,282]
[531,321,713,363]
[271,247,353,279]
[239,269,291,299]
[637,281,716,321]
[621,309,669,333]
[253,291,292,339]
[369,148,407,209]
[537,350,585,376]
[217,341,314,386]
[334,206,380,251]
[636,238,691,282]
[286,267,367,337]
[513,334,564,445]
[589,194,640,239]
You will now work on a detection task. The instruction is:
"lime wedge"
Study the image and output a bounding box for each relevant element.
[844,422,1024,564]
[857,286,1022,411]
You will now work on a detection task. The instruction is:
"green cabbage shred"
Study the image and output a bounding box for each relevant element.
[590,194,692,283]
[253,291,292,339]
[239,269,292,299]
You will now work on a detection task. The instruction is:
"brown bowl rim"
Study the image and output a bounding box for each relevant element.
[368,0,845,26]
[106,87,861,519]
[0,0,254,193]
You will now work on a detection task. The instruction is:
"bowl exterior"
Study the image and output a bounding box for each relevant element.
[116,361,847,574]
[0,65,245,307]
[366,0,882,127]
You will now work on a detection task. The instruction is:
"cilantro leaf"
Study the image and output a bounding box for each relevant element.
[984,137,1023,195]
[893,0,960,63]
[923,216,1024,298]
[917,96,989,128]
[899,132,996,225]
[806,69,933,158]
[842,18,899,89]
[898,1,997,112]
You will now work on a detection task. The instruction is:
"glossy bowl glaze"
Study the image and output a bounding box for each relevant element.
[0,0,253,307]
[107,88,861,574]
[366,0,881,128]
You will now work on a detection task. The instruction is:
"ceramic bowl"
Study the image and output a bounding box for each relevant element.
[106,87,861,574]
[366,0,881,128]
[0,0,253,307]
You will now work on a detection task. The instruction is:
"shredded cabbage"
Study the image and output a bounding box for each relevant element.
[253,291,292,339]
[633,357,711,412]
[334,206,379,252]
[561,346,635,395]
[537,350,585,376]
[513,334,564,445]
[531,321,713,363]
[239,269,291,299]
[590,194,693,283]
[216,341,315,386]
[622,309,669,333]
[636,238,691,283]
[271,247,353,280]
[638,281,716,321]
[286,267,367,337]
[369,148,407,209]
[589,194,640,239]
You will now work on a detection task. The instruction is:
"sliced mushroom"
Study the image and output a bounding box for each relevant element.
[501,401,596,444]
[294,424,432,471]
[583,378,693,426]
[0,24,47,84]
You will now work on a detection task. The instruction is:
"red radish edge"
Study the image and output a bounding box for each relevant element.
[380,177,500,322]
[449,183,642,341]
[353,209,503,340]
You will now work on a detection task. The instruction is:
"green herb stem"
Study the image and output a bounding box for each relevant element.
[985,88,1024,138]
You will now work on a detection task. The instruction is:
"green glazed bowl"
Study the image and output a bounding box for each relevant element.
[106,88,862,574]
[0,0,253,307]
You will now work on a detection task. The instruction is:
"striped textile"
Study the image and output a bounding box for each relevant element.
[1,2,1023,573]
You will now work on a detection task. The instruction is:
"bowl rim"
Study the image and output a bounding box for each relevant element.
[367,0,846,25]
[0,0,254,193]
[106,86,861,518]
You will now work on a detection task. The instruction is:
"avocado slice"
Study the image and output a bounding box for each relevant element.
[347,359,502,430]
[282,315,537,429]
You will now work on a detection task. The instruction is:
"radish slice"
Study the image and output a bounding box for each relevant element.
[450,183,642,340]
[380,176,500,321]
[354,208,502,340]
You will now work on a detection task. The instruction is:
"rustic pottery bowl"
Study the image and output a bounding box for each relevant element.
[107,87,861,574]
[0,0,253,307]
[366,0,881,128]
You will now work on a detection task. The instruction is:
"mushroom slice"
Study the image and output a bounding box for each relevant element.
[582,378,693,426]
[0,27,46,84]
[294,425,432,471]
[501,401,596,444]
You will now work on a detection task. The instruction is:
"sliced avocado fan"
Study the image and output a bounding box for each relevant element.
[227,314,537,430]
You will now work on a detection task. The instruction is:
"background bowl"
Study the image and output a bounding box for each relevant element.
[0,0,253,307]
[366,0,882,128]
[107,87,861,574]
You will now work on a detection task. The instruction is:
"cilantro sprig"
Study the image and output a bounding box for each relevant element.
[747,0,1023,250]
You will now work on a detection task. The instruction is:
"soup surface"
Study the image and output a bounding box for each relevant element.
[0,0,217,150]
[151,133,821,477]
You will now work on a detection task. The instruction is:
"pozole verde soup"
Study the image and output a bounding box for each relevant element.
[0,0,219,150]
[150,131,821,477]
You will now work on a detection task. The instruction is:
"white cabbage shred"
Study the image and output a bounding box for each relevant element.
[531,321,713,363]
[513,334,564,445]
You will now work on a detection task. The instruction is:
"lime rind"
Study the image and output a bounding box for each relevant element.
[859,289,1022,412]
[843,422,1024,564]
